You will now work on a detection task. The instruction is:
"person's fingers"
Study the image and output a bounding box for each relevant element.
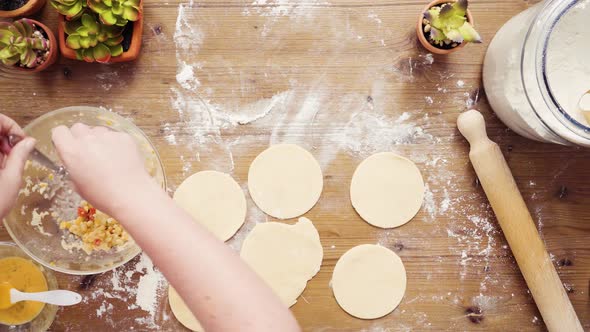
[70,123,91,138]
[51,125,78,163]
[52,125,73,145]
[0,114,25,138]
[1,137,35,188]
[0,136,10,155]
[91,126,110,135]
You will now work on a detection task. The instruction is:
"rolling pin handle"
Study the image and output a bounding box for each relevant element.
[457,110,490,147]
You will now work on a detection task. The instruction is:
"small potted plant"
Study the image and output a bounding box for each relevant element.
[62,13,126,63]
[51,0,143,63]
[0,0,47,18]
[0,18,58,72]
[417,0,481,55]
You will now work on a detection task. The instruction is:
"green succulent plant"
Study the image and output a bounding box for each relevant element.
[50,0,87,21]
[0,19,50,68]
[423,0,482,47]
[65,13,124,63]
[87,0,142,27]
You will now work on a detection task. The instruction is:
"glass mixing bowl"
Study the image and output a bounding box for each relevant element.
[3,106,167,275]
[0,242,58,332]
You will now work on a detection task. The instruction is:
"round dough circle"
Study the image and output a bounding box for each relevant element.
[169,286,203,332]
[331,244,406,319]
[174,171,246,241]
[248,144,323,219]
[240,218,323,306]
[350,152,424,228]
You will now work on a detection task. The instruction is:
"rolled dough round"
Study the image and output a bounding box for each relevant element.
[350,152,424,228]
[240,217,323,306]
[248,144,323,219]
[168,286,203,332]
[331,244,406,319]
[174,171,246,241]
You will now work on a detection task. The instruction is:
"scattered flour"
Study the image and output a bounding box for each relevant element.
[84,253,167,330]
[388,53,435,82]
[176,61,201,90]
[96,71,125,91]
[246,0,329,18]
[96,302,114,318]
[162,123,177,146]
[422,185,437,219]
[367,12,382,24]
[464,89,481,108]
[169,87,292,145]
[164,1,525,330]
[174,2,204,52]
[135,254,165,318]
[440,189,451,214]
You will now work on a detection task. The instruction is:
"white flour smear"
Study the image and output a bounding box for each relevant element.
[175,1,203,52]
[244,0,330,37]
[246,0,330,18]
[82,253,167,330]
[162,122,178,146]
[266,88,440,169]
[170,87,292,145]
[337,111,434,156]
[96,71,125,91]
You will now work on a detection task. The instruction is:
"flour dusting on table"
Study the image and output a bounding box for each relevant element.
[155,1,543,330]
[80,253,167,330]
[247,0,329,18]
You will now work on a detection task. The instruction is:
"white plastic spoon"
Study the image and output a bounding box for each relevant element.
[0,282,82,309]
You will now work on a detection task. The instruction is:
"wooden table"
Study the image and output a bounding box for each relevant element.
[1,0,589,331]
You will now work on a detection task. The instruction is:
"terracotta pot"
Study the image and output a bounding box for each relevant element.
[58,11,144,63]
[12,19,58,73]
[416,0,475,55]
[0,0,46,18]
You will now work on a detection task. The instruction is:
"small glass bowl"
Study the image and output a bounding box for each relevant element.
[3,106,167,275]
[0,241,58,332]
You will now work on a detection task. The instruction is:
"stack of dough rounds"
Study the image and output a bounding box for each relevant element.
[350,152,424,228]
[169,170,247,331]
[240,217,323,306]
[331,244,406,319]
[248,144,323,219]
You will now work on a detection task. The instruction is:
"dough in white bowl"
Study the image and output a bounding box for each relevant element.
[350,152,424,228]
[248,144,323,219]
[331,244,406,319]
[174,170,247,241]
[240,217,323,306]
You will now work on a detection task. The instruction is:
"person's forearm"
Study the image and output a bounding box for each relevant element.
[110,180,300,332]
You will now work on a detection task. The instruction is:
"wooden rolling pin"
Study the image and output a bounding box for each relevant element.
[457,110,583,332]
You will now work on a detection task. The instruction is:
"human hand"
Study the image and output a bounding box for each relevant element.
[0,114,36,219]
[51,123,154,217]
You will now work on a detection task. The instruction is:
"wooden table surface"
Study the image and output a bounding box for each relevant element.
[1,0,589,331]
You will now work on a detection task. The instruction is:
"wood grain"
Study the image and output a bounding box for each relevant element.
[1,0,590,331]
